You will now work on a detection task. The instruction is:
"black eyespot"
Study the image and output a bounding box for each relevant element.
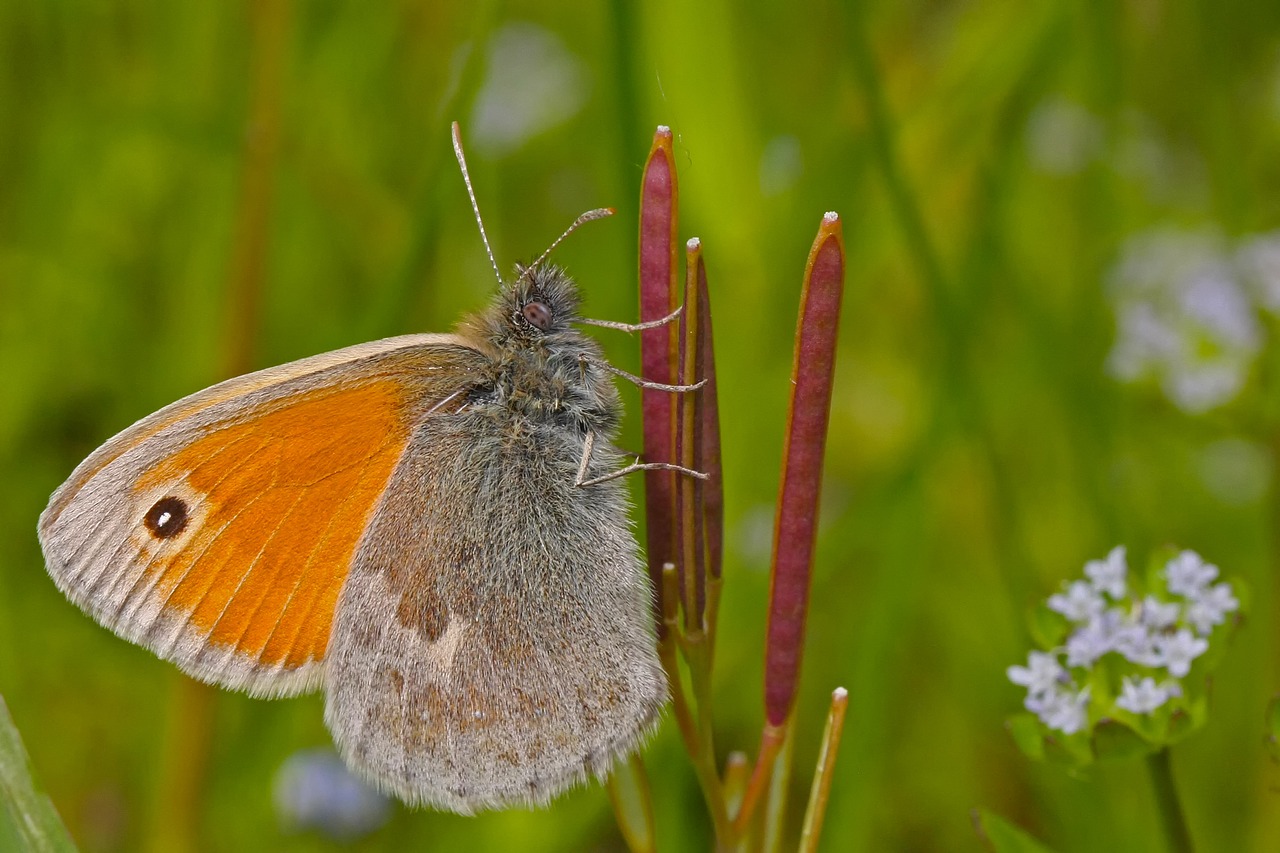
[522,301,552,331]
[144,496,189,539]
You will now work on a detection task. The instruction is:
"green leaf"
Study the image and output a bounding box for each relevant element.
[605,753,656,853]
[1231,576,1252,616]
[1042,730,1093,768]
[1006,714,1045,762]
[972,809,1059,853]
[1166,693,1209,745]
[1091,718,1157,761]
[1028,602,1069,650]
[0,696,77,853]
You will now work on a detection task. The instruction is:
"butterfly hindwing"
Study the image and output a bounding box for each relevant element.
[39,334,488,697]
[325,408,667,812]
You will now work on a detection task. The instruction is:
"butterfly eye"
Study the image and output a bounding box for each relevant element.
[522,301,552,331]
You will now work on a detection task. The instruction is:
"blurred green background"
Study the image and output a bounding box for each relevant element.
[4,0,1280,850]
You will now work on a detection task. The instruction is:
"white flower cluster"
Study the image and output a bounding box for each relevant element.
[1106,227,1280,413]
[1008,547,1238,735]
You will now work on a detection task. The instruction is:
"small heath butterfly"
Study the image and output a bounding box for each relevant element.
[37,124,673,814]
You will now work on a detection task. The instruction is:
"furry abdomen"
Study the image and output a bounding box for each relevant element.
[324,406,667,812]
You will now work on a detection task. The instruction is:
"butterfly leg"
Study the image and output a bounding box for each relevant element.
[579,356,706,393]
[574,430,708,488]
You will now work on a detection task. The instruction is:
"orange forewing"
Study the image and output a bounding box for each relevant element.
[135,380,413,670]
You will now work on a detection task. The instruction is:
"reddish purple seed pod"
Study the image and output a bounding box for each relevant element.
[638,127,680,633]
[763,212,845,726]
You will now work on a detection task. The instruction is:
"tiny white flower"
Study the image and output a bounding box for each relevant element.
[1066,620,1112,667]
[1085,546,1128,599]
[1116,676,1174,715]
[1112,620,1159,666]
[1185,582,1239,635]
[1140,595,1181,630]
[1154,628,1209,677]
[1049,580,1106,622]
[1007,651,1066,696]
[1164,550,1219,598]
[1032,686,1092,735]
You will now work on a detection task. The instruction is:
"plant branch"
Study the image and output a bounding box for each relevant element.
[1147,749,1195,853]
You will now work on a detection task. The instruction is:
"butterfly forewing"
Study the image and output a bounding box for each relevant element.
[39,335,488,697]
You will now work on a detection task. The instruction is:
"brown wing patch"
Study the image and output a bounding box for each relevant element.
[135,380,416,669]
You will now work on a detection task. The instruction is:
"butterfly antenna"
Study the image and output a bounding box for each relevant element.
[451,121,503,287]
[529,207,616,272]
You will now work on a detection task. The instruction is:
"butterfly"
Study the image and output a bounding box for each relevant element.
[36,124,690,814]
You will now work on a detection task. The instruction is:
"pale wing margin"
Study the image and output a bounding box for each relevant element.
[38,333,487,698]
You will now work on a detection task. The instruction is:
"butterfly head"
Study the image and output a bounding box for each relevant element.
[467,263,587,350]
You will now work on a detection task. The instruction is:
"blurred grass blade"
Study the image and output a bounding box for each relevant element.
[638,125,681,633]
[972,809,1058,853]
[0,697,77,853]
[1267,695,1280,763]
[799,687,849,853]
[605,754,657,853]
[763,212,845,727]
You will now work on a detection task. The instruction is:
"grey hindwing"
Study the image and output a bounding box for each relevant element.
[323,408,667,812]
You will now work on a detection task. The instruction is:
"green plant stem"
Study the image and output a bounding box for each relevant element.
[1147,749,1194,853]
[658,566,731,847]
[731,724,786,838]
[681,634,731,847]
[761,722,794,853]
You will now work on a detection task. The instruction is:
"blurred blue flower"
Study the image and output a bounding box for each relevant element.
[1153,628,1208,678]
[759,135,804,197]
[470,23,589,157]
[1048,580,1105,623]
[1116,676,1179,715]
[274,749,391,841]
[1025,98,1105,175]
[1186,583,1241,635]
[1007,650,1067,695]
[1163,550,1219,598]
[1025,685,1091,735]
[1084,545,1128,599]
